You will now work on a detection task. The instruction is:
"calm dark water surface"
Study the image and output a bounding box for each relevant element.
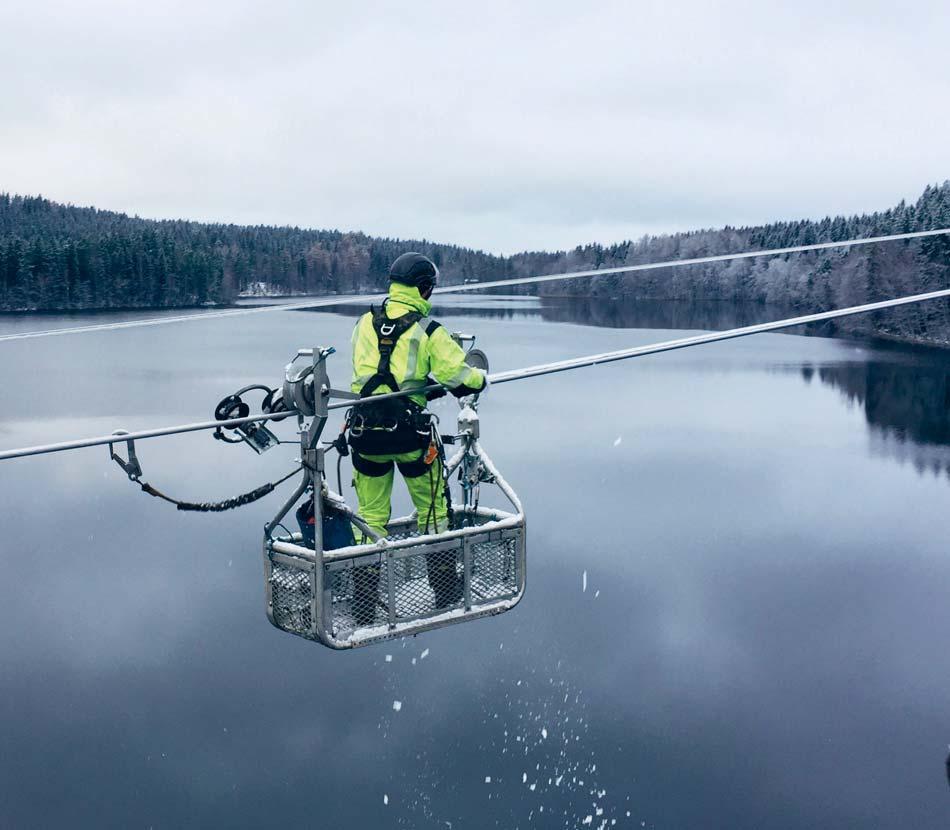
[1,297,949,828]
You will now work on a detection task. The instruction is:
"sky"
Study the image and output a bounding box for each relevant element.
[1,0,949,255]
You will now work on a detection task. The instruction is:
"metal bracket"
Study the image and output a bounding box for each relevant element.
[108,430,142,481]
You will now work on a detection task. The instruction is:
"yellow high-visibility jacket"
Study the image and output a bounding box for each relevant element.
[350,282,486,407]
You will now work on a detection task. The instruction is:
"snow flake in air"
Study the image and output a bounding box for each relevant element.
[392,700,402,712]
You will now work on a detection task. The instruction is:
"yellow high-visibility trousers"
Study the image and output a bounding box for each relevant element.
[352,449,448,539]
[351,448,461,612]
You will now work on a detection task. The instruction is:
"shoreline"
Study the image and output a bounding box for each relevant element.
[2,295,949,353]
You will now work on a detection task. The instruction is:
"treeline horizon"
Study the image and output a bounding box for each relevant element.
[1,183,949,345]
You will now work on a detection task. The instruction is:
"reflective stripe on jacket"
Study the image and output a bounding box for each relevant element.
[350,282,486,406]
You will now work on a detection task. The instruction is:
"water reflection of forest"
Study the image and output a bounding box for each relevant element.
[537,298,797,331]
[317,297,804,330]
[538,301,950,472]
[446,296,836,334]
[813,361,950,478]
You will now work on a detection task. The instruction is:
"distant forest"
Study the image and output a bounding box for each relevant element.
[508,181,950,346]
[0,194,507,310]
[2,183,949,345]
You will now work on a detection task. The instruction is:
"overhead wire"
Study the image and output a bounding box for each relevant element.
[1,227,948,344]
[3,285,950,461]
[0,294,373,343]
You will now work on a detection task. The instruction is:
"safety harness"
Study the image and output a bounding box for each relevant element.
[346,301,455,538]
[358,303,423,399]
[347,303,433,456]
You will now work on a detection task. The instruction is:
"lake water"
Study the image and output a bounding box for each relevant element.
[1,296,949,828]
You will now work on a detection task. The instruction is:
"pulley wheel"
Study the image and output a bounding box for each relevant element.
[214,395,250,422]
[465,348,489,373]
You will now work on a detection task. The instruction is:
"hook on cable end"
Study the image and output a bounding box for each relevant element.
[108,430,143,481]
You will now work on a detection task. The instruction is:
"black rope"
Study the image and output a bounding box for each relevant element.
[138,467,302,512]
[425,462,438,533]
[436,430,455,530]
[329,425,349,496]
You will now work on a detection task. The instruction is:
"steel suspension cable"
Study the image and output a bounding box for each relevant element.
[485,287,950,385]
[3,286,949,461]
[0,294,373,343]
[1,227,948,344]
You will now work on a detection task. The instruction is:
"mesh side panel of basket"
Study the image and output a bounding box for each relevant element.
[471,536,519,602]
[270,562,315,638]
[329,547,466,635]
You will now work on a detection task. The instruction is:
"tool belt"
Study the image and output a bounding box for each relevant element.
[347,399,433,455]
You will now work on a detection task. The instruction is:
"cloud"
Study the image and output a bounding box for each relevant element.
[1,0,948,254]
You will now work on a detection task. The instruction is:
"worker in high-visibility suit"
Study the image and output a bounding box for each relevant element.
[347,252,487,620]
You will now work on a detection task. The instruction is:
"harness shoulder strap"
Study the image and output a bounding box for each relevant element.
[359,302,423,398]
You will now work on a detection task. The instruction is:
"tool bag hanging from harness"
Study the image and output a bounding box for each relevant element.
[347,304,434,456]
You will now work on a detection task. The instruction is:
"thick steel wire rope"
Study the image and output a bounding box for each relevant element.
[3,286,950,461]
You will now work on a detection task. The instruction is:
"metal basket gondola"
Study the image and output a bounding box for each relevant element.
[262,347,526,649]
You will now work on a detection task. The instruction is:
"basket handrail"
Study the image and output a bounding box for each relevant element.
[271,507,522,562]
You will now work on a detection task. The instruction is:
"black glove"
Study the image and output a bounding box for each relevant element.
[450,373,488,399]
[424,376,447,401]
[450,381,483,398]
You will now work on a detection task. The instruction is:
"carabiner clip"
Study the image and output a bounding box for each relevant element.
[108,431,143,481]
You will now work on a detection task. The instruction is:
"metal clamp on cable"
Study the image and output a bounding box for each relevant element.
[108,430,142,481]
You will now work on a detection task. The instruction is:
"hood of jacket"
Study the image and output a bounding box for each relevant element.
[386,282,432,317]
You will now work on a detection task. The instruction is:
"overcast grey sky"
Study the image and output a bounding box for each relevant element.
[1,1,948,254]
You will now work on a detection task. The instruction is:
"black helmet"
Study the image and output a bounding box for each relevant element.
[388,252,439,290]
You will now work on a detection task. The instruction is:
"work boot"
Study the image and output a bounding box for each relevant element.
[426,551,463,610]
[352,565,381,626]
